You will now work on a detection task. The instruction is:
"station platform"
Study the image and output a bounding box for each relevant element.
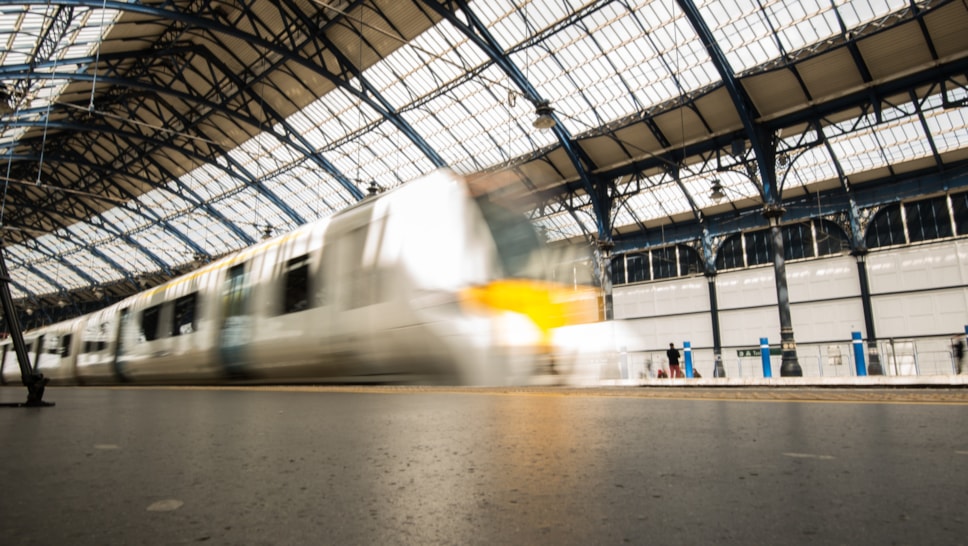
[2,384,966,545]
[613,374,968,388]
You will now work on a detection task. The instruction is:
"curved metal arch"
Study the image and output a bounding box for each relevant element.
[17,0,443,183]
[5,115,303,227]
[184,45,364,202]
[5,196,173,277]
[8,146,257,248]
[2,1,414,204]
[4,152,217,258]
[5,228,98,288]
[302,9,446,170]
[422,0,611,242]
[675,0,775,202]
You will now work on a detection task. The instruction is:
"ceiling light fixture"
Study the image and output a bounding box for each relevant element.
[532,100,556,130]
[710,180,725,203]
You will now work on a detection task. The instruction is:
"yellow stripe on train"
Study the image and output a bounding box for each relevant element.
[460,279,602,334]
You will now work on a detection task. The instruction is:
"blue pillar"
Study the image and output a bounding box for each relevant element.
[684,341,693,378]
[760,337,772,378]
[852,331,868,377]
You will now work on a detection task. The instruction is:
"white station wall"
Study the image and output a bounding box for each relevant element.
[612,238,968,354]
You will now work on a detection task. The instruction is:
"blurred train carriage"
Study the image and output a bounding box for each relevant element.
[0,170,605,387]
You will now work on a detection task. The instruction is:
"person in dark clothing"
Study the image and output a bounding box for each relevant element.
[953,336,965,374]
[667,342,683,378]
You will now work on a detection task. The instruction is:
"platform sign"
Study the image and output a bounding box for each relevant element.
[736,347,781,357]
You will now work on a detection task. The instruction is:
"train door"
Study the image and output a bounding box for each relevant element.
[0,342,8,384]
[113,307,130,381]
[218,262,252,376]
[31,336,43,372]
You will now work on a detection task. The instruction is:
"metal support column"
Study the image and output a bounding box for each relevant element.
[598,240,614,321]
[0,242,53,407]
[853,251,883,375]
[706,273,726,377]
[764,206,802,376]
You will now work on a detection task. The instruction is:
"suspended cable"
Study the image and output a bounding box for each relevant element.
[88,0,109,111]
[309,0,521,99]
[56,101,221,146]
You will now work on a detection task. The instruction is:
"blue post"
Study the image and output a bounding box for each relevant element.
[760,337,772,378]
[852,331,868,377]
[684,341,693,378]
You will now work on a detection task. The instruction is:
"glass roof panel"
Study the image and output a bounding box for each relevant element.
[326,120,438,190]
[60,251,102,287]
[0,1,961,303]
[534,209,589,242]
[782,145,838,189]
[129,224,193,267]
[366,17,488,111]
[95,237,164,275]
[924,101,968,154]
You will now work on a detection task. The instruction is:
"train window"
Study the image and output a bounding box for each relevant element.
[172,293,198,336]
[141,304,162,342]
[60,334,72,357]
[905,196,952,243]
[43,335,61,355]
[282,255,310,314]
[344,227,370,309]
[223,264,249,318]
[476,198,544,277]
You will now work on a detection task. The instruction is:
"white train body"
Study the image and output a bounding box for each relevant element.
[0,171,601,386]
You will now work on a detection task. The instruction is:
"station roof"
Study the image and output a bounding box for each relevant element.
[0,0,966,316]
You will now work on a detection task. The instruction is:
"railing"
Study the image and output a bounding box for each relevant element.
[623,336,964,379]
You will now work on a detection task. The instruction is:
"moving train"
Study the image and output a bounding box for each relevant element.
[0,170,605,387]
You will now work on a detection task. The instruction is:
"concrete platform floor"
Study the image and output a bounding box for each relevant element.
[2,385,967,545]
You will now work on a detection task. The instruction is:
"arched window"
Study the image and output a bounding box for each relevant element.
[610,256,626,285]
[745,230,773,266]
[866,204,905,248]
[715,234,745,271]
[610,245,704,284]
[905,196,952,242]
[652,246,677,280]
[953,191,968,236]
[627,253,649,283]
[815,220,850,256]
[782,223,813,260]
[678,245,703,276]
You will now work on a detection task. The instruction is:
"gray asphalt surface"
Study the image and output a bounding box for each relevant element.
[1,386,966,545]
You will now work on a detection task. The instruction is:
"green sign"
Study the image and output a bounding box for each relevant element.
[736,347,782,357]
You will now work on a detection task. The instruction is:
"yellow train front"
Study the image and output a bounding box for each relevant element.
[0,170,606,387]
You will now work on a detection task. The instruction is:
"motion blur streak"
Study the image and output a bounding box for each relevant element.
[0,170,623,387]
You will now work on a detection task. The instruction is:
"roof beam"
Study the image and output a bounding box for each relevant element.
[422,0,613,243]
[676,0,777,203]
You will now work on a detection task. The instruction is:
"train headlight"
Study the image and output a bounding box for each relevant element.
[493,311,543,348]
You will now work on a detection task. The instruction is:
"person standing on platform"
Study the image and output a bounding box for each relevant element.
[667,343,683,378]
[953,335,965,374]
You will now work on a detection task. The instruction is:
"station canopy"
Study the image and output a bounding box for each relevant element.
[0,0,966,314]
